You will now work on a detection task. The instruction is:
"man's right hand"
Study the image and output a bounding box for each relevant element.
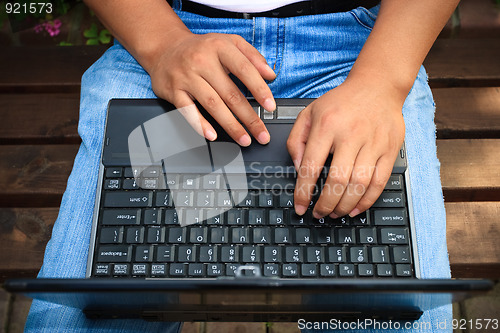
[149,31,277,146]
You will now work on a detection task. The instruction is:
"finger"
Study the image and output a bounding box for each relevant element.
[313,143,359,218]
[294,118,334,216]
[348,153,396,217]
[172,91,218,141]
[287,107,311,171]
[189,77,252,146]
[230,35,276,81]
[330,146,377,217]
[203,67,270,144]
[218,44,276,112]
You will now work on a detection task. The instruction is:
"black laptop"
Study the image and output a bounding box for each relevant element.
[3,98,493,322]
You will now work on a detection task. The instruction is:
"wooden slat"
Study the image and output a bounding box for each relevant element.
[0,207,58,282]
[446,202,500,278]
[424,38,500,88]
[0,87,499,144]
[0,145,78,207]
[1,202,498,282]
[437,139,500,201]
[0,93,80,144]
[0,46,108,93]
[434,87,500,139]
[0,140,497,207]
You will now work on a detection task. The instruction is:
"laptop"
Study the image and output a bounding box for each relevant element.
[3,98,493,322]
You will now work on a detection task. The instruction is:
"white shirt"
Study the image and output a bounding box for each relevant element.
[188,0,306,13]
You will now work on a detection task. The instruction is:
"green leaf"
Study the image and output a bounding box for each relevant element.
[98,29,111,44]
[59,41,73,46]
[83,23,98,38]
[86,38,99,46]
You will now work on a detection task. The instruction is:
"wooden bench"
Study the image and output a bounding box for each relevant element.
[0,39,499,282]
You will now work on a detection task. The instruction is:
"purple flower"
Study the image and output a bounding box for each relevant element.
[44,21,61,37]
[34,24,43,33]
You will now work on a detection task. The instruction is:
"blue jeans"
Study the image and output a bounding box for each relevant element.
[25,4,451,332]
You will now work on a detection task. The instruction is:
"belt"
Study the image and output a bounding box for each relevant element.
[171,0,380,19]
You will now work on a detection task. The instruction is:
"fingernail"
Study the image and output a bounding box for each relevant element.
[312,211,322,219]
[205,129,217,141]
[329,212,339,219]
[293,159,299,171]
[266,64,276,76]
[238,134,251,146]
[295,204,307,216]
[257,131,270,144]
[263,98,276,112]
[349,208,360,218]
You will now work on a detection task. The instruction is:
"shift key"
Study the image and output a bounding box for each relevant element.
[372,192,404,208]
[104,191,152,207]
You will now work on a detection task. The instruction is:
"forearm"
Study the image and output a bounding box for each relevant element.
[348,0,460,100]
[83,0,191,73]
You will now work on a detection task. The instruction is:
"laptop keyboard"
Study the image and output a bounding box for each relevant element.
[92,167,415,279]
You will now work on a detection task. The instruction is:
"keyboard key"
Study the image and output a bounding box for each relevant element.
[373,209,408,226]
[393,246,412,263]
[339,264,355,277]
[301,264,317,277]
[377,264,393,277]
[132,263,148,276]
[102,209,141,225]
[282,263,299,277]
[189,263,206,277]
[295,228,312,244]
[380,228,409,244]
[156,245,175,262]
[184,209,202,225]
[164,209,180,225]
[175,191,193,207]
[259,192,274,207]
[236,191,256,207]
[199,245,217,262]
[122,178,140,190]
[167,227,186,243]
[210,227,229,243]
[350,247,368,263]
[182,175,199,190]
[141,178,158,190]
[253,227,271,244]
[269,210,284,225]
[217,192,233,207]
[220,246,239,262]
[396,264,413,277]
[289,210,310,225]
[178,245,196,262]
[170,263,187,277]
[113,264,129,276]
[151,264,167,277]
[106,167,122,178]
[124,167,141,178]
[315,228,333,244]
[242,246,261,263]
[104,191,152,208]
[285,246,303,263]
[385,175,403,190]
[206,209,224,225]
[135,245,153,262]
[144,209,162,225]
[97,245,131,262]
[359,228,377,244]
[279,192,294,207]
[100,227,124,244]
[94,264,110,276]
[231,228,250,243]
[263,264,280,277]
[337,228,356,244]
[358,264,374,277]
[126,227,144,244]
[189,227,207,243]
[306,247,325,263]
[164,174,180,190]
[371,246,390,263]
[351,212,369,226]
[320,264,336,277]
[104,179,121,190]
[264,246,282,263]
[248,209,266,225]
[155,191,172,207]
[227,209,246,225]
[202,174,219,190]
[328,247,346,263]
[207,264,224,277]
[196,191,214,207]
[372,192,405,208]
[274,228,291,244]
